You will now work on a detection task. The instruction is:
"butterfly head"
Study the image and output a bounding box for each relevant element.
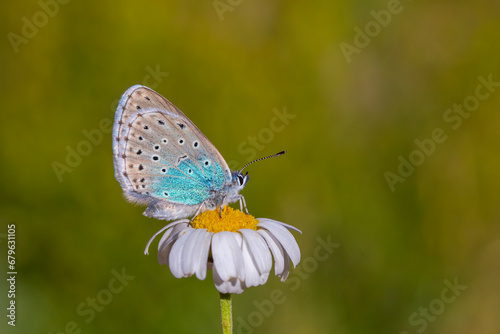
[231,170,250,194]
[223,170,249,201]
[232,170,250,190]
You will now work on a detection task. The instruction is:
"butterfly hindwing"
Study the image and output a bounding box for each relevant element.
[112,85,231,219]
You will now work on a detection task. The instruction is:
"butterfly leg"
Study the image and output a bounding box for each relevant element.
[239,195,249,214]
[190,203,206,224]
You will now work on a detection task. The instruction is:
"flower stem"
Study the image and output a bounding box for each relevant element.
[219,293,233,334]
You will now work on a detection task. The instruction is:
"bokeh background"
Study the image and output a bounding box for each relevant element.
[1,1,500,333]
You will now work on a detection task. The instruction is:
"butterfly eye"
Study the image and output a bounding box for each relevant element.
[237,172,249,186]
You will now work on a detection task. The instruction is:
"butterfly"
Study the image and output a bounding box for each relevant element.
[112,85,284,221]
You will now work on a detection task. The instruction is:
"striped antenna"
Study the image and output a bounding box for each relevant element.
[239,151,286,173]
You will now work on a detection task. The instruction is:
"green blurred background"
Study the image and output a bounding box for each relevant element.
[1,0,500,333]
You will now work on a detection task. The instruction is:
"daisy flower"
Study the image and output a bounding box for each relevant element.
[144,206,301,294]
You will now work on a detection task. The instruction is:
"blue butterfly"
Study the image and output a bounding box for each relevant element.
[112,85,283,221]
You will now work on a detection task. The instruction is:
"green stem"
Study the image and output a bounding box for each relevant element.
[219,293,233,334]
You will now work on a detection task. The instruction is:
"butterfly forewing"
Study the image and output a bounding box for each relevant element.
[112,85,231,211]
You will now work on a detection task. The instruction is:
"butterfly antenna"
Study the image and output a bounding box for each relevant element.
[239,151,286,173]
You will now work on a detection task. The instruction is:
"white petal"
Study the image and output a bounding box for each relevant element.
[157,228,174,265]
[158,222,190,251]
[213,264,245,294]
[212,232,245,282]
[279,252,291,281]
[240,229,272,274]
[144,219,190,255]
[240,229,272,287]
[195,231,213,280]
[240,248,259,287]
[257,229,286,276]
[257,218,302,234]
[257,219,301,267]
[168,228,195,278]
[257,229,291,281]
[157,223,189,265]
[181,228,211,279]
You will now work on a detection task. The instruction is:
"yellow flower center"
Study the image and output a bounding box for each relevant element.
[190,206,258,233]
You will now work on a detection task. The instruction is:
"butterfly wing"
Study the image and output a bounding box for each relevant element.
[112,85,232,220]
